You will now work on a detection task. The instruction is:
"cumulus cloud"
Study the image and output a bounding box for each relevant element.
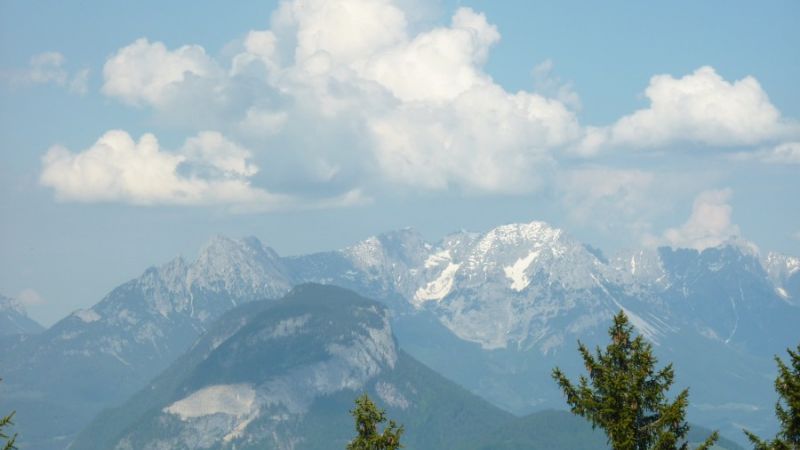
[91,0,798,203]
[102,38,221,107]
[660,189,742,251]
[559,167,654,222]
[357,7,498,103]
[578,66,797,154]
[280,0,409,66]
[99,3,581,194]
[40,130,291,207]
[531,59,581,110]
[731,141,800,164]
[1,51,90,94]
[555,167,664,244]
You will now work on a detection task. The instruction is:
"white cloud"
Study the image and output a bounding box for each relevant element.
[94,1,798,201]
[27,52,68,85]
[102,38,220,107]
[278,0,409,65]
[231,30,281,77]
[68,68,90,95]
[99,3,581,194]
[556,167,663,244]
[559,167,654,222]
[358,7,499,103]
[368,84,576,192]
[17,288,46,307]
[40,130,291,208]
[660,189,742,251]
[531,59,580,110]
[2,51,90,94]
[732,141,800,164]
[578,66,797,154]
[237,107,288,138]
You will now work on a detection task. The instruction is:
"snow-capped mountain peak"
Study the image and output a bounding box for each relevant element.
[763,251,800,303]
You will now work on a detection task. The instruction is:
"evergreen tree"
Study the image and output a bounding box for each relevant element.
[347,393,403,450]
[0,379,16,450]
[552,310,718,450]
[744,344,800,450]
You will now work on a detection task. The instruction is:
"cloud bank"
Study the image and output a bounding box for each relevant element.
[40,130,292,208]
[36,0,800,212]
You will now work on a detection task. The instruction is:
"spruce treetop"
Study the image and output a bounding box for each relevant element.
[552,310,718,450]
[347,393,403,450]
[745,344,800,450]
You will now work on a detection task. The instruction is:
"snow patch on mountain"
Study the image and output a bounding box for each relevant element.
[73,308,101,323]
[414,262,460,305]
[504,250,540,291]
[424,249,452,269]
[764,252,800,284]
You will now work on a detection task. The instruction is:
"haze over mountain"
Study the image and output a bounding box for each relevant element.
[0,294,44,336]
[73,285,516,449]
[73,284,744,450]
[1,220,797,448]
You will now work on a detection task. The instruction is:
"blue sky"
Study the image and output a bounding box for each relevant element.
[1,0,798,325]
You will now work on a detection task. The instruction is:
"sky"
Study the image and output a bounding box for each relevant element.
[1,0,798,325]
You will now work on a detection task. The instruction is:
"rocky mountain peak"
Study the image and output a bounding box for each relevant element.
[0,294,44,336]
[187,234,291,301]
[0,293,24,314]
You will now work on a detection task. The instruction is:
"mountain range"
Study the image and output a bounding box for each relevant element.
[71,284,742,450]
[1,220,797,448]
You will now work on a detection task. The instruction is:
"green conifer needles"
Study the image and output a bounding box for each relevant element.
[347,393,403,450]
[0,411,15,450]
[0,378,17,450]
[745,345,800,450]
[552,311,718,450]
